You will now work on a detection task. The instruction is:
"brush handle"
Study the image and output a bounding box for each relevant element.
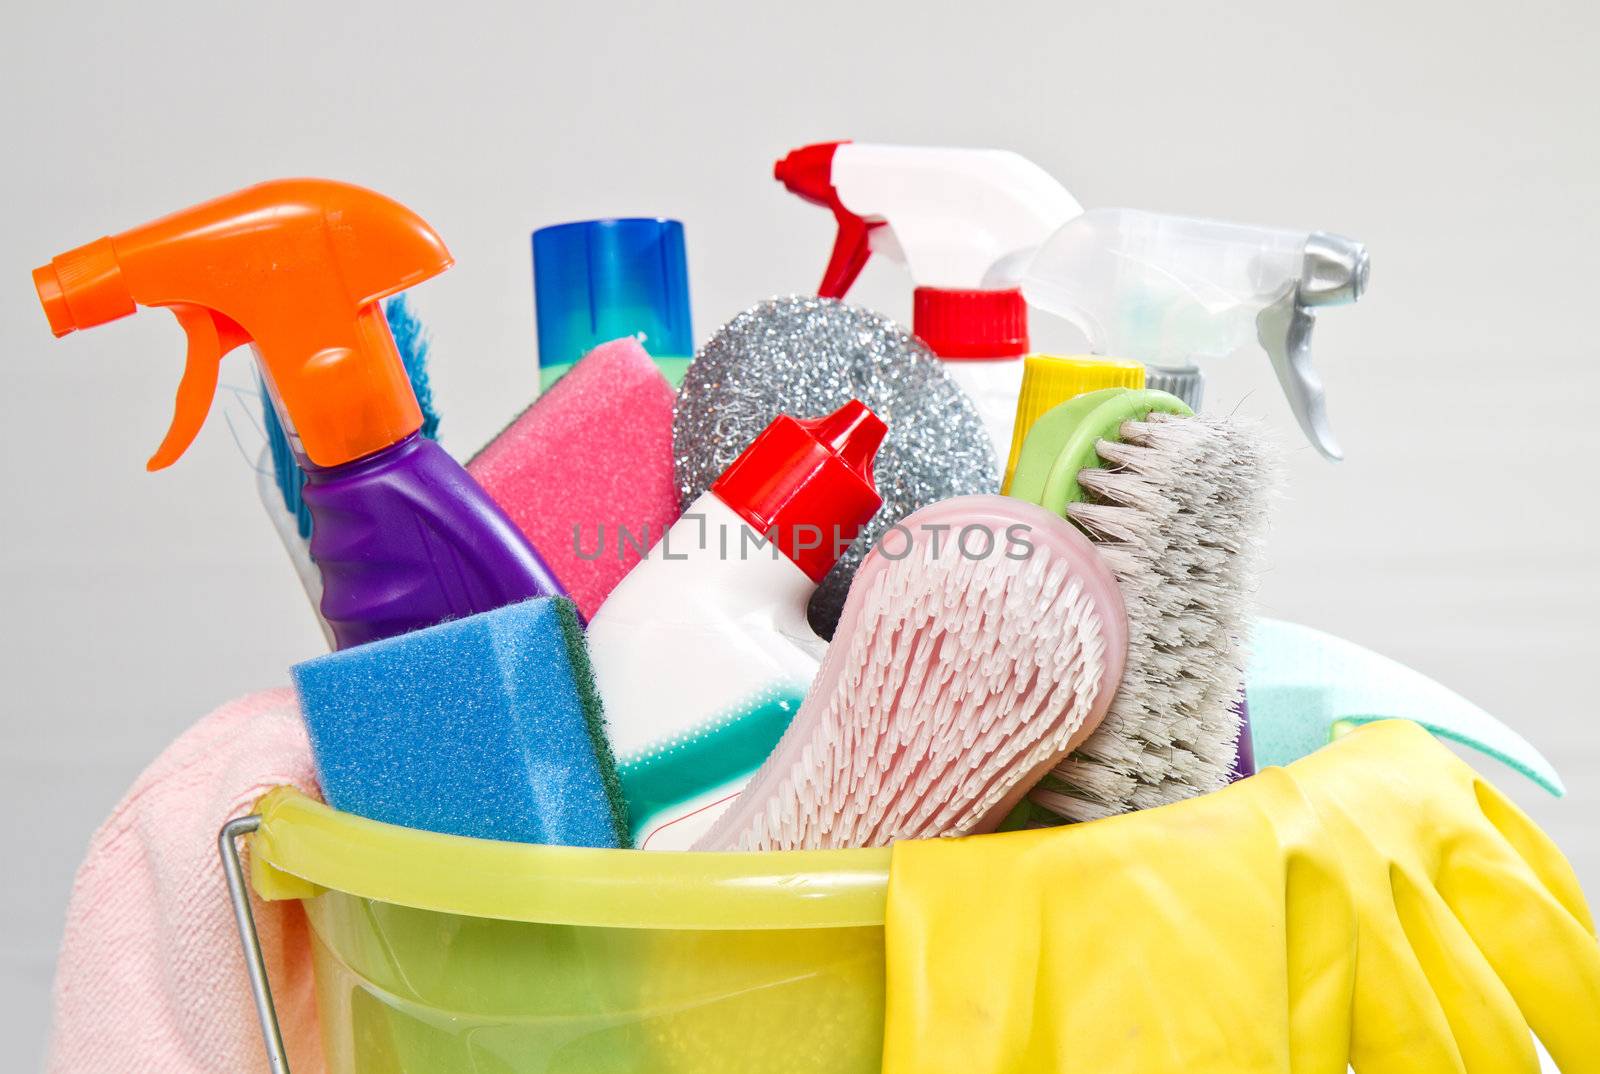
[304,433,567,649]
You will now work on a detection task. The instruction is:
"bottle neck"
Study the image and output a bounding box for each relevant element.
[666,495,819,620]
[254,301,424,471]
[301,430,421,483]
[912,287,1029,360]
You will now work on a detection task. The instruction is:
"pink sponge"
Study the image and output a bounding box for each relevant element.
[468,337,679,619]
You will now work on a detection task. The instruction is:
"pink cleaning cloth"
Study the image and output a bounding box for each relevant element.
[48,688,324,1074]
[468,336,680,619]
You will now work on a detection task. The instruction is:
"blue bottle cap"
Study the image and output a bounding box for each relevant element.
[532,219,693,385]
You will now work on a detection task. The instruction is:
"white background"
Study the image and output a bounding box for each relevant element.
[1,0,1595,1066]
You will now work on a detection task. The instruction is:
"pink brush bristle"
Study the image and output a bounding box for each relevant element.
[468,337,680,620]
[695,496,1130,852]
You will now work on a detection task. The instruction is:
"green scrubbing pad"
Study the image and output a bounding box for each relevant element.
[550,597,631,846]
[293,596,632,847]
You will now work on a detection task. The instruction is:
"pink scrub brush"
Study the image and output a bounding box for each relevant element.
[695,496,1128,851]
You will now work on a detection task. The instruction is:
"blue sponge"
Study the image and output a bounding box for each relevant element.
[292,597,631,847]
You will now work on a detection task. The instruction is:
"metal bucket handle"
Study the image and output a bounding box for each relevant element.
[220,815,291,1074]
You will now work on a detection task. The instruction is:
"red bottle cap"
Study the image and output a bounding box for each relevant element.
[712,400,887,583]
[913,286,1029,359]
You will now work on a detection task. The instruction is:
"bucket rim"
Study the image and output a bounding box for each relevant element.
[247,787,892,930]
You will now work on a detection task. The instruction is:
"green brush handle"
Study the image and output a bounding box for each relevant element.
[1007,387,1193,514]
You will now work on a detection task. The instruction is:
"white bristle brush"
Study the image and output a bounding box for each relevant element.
[694,496,1128,852]
[1007,388,1276,824]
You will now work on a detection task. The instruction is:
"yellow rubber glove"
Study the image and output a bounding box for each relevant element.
[883,767,1357,1074]
[1289,720,1600,1074]
[883,720,1599,1074]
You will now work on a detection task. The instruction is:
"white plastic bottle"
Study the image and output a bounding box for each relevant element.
[775,141,1084,464]
[911,284,1032,459]
[585,400,886,850]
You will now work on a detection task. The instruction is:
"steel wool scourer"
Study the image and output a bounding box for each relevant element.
[674,296,998,638]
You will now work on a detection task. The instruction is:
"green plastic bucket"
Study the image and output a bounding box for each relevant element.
[249,788,892,1073]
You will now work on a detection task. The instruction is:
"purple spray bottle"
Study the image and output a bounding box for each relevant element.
[33,178,565,648]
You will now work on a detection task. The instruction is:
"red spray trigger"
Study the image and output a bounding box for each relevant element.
[774,141,882,299]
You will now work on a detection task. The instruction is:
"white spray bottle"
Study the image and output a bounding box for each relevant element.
[1020,209,1369,460]
[775,141,1082,461]
[585,400,886,850]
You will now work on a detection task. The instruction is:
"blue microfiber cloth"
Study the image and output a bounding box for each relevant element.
[292,596,631,846]
[1248,617,1564,796]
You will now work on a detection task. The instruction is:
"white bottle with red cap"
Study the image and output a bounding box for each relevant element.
[774,140,1083,462]
[586,400,887,850]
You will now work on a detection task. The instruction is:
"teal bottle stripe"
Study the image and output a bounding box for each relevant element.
[619,690,804,840]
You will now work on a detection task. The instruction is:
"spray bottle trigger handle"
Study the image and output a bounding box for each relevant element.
[818,211,880,299]
[146,305,252,471]
[1257,292,1343,462]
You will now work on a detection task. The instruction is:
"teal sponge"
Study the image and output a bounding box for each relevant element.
[1248,617,1564,797]
[293,597,631,847]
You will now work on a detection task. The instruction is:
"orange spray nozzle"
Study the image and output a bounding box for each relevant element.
[32,179,453,471]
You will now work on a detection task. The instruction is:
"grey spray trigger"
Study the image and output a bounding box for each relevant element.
[1021,208,1369,460]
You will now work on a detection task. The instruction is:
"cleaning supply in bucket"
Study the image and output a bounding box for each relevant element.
[533,218,694,388]
[259,293,439,643]
[469,336,680,620]
[674,295,996,639]
[775,141,1083,460]
[254,454,334,649]
[292,596,629,846]
[1247,617,1564,795]
[1284,719,1600,1073]
[696,495,1128,852]
[262,293,442,546]
[881,758,1347,1074]
[1001,354,1145,492]
[1228,696,1257,780]
[47,689,322,1074]
[1008,387,1276,824]
[881,720,1600,1074]
[1020,208,1369,460]
[33,178,566,649]
[589,401,887,850]
[246,784,893,1074]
